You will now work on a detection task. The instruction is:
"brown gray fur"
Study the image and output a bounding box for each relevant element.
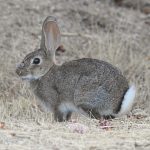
[16,16,131,122]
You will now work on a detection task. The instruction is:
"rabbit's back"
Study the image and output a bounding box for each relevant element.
[54,58,129,116]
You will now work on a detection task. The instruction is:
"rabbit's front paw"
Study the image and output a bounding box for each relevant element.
[54,110,72,122]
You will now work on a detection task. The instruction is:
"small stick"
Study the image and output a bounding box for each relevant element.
[61,32,98,39]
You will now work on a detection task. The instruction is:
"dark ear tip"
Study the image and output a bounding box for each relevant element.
[44,16,57,23]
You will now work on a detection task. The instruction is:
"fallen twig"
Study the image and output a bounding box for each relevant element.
[61,32,98,39]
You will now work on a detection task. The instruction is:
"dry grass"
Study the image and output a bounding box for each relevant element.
[0,0,150,149]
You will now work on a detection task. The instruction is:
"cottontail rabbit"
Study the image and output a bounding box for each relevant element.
[16,16,136,122]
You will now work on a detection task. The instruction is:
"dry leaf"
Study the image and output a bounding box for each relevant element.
[0,122,5,129]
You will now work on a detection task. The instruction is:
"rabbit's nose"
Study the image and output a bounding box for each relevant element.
[16,63,24,68]
[16,63,24,76]
[16,68,22,76]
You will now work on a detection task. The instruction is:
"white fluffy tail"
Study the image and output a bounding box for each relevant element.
[118,85,136,116]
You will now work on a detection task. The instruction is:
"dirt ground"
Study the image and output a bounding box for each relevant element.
[0,0,150,149]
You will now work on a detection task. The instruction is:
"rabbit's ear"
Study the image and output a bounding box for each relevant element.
[41,16,61,64]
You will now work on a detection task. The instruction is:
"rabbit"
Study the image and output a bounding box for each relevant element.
[16,16,136,122]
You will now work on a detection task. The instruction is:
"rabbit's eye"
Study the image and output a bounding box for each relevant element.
[33,58,40,64]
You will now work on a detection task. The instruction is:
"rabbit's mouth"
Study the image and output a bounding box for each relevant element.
[16,67,41,81]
